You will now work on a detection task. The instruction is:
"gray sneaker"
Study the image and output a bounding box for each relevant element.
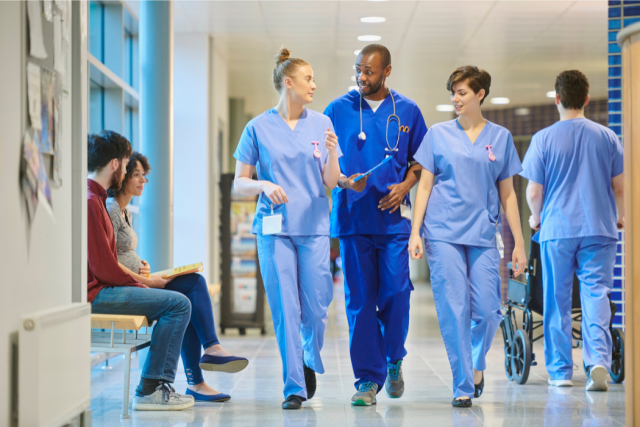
[351,381,378,406]
[133,383,195,411]
[385,360,404,398]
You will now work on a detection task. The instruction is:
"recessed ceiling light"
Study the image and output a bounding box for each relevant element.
[354,50,361,56]
[348,85,359,92]
[357,35,382,42]
[436,105,455,112]
[490,97,510,105]
[514,107,530,116]
[351,76,356,81]
[361,17,386,23]
[546,91,556,98]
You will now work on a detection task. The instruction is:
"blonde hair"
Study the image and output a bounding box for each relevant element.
[272,48,308,93]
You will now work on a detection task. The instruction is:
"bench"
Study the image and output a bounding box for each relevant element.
[91,314,153,419]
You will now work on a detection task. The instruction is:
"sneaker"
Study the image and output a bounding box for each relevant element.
[133,382,195,411]
[384,360,404,398]
[166,383,194,402]
[586,365,609,392]
[548,377,573,387]
[351,381,378,406]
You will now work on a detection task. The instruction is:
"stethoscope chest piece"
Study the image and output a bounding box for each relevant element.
[358,131,367,141]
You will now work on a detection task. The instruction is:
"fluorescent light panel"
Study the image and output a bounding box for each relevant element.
[436,105,455,112]
[357,35,382,42]
[361,17,386,23]
[546,91,556,98]
[490,97,510,105]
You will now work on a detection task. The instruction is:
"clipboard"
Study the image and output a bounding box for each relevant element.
[353,156,393,182]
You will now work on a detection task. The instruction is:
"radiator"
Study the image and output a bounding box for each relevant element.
[19,303,92,427]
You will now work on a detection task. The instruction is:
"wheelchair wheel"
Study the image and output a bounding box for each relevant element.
[504,344,514,381]
[611,329,625,384]
[511,329,532,385]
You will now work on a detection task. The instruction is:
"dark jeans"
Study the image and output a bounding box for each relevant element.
[92,286,192,383]
[164,273,220,385]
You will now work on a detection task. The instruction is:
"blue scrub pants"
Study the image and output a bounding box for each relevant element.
[339,234,413,391]
[541,236,617,380]
[257,234,333,400]
[424,240,502,399]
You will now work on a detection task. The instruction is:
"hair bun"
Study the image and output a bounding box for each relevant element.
[275,48,291,65]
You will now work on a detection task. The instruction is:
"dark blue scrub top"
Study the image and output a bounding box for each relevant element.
[324,89,428,237]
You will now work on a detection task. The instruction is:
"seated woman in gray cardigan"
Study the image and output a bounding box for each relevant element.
[107,152,247,402]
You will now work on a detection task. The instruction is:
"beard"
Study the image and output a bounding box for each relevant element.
[360,78,385,97]
[109,163,126,192]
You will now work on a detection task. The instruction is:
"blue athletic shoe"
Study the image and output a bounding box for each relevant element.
[385,360,404,398]
[185,388,231,402]
[199,354,249,373]
[351,381,378,406]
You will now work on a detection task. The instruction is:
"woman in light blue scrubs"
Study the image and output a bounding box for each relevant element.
[233,48,342,410]
[408,66,527,407]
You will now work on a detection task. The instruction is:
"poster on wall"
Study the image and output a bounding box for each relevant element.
[40,69,54,154]
[27,63,42,131]
[27,0,48,59]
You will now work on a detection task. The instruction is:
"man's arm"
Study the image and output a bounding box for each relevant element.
[87,199,141,287]
[612,173,624,228]
[526,180,544,230]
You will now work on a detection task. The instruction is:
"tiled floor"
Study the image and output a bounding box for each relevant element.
[90,281,626,426]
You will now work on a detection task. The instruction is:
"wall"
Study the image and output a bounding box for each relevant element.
[173,34,228,285]
[209,37,229,284]
[0,2,84,424]
[174,34,210,278]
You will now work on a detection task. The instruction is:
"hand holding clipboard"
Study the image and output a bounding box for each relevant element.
[353,156,393,182]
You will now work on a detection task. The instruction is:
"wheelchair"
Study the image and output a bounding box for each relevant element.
[500,232,625,385]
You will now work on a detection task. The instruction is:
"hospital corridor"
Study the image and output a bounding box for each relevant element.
[1,1,640,426]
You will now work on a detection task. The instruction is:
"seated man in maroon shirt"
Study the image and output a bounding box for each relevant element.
[87,130,194,411]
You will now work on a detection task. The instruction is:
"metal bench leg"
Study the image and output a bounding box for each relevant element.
[121,350,132,419]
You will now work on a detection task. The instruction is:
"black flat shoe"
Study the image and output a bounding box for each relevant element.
[452,397,473,408]
[474,372,484,398]
[304,362,316,399]
[282,395,304,410]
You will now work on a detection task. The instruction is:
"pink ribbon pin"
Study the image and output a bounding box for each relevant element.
[486,145,496,161]
[312,141,321,158]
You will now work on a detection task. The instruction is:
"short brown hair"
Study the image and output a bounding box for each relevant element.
[272,48,309,93]
[555,70,589,110]
[446,66,492,105]
[107,152,151,198]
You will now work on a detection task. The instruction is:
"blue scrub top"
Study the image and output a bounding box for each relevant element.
[520,118,623,243]
[324,89,428,237]
[415,119,523,247]
[233,108,343,236]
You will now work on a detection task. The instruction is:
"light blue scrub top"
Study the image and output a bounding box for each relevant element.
[415,119,523,247]
[324,89,428,237]
[520,118,623,243]
[233,108,343,236]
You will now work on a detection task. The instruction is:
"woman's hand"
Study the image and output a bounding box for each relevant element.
[408,233,424,260]
[146,274,174,289]
[139,260,151,277]
[324,127,338,155]
[512,243,527,278]
[261,181,289,205]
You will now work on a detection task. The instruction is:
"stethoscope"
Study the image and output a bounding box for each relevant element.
[358,89,400,157]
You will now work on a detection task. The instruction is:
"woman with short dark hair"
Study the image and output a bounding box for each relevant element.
[107,152,248,403]
[408,66,527,407]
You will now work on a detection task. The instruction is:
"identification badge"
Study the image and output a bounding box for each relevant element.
[263,203,282,235]
[400,203,411,220]
[496,231,505,259]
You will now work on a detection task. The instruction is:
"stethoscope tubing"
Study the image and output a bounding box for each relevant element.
[358,89,401,153]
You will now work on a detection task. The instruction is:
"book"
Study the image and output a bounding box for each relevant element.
[153,262,204,279]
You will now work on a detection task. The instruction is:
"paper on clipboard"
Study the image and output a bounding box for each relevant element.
[353,156,393,182]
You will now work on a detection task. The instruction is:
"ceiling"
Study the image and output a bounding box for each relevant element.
[128,0,609,126]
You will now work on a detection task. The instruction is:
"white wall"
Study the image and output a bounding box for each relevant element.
[173,34,210,278]
[0,2,81,424]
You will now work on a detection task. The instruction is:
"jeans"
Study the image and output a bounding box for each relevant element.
[164,273,220,385]
[92,285,191,383]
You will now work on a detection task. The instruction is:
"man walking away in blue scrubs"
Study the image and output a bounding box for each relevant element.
[521,70,624,392]
[324,44,428,405]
